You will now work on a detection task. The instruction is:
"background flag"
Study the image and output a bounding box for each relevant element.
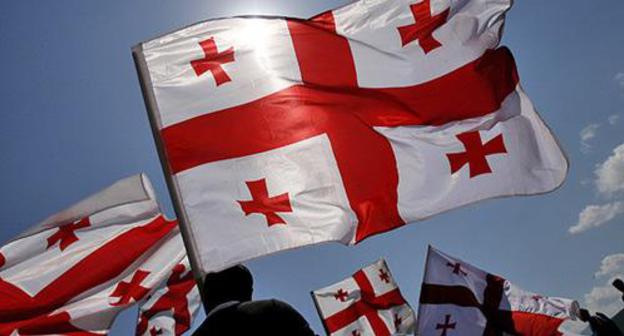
[311,259,415,335]
[417,246,580,336]
[0,174,199,335]
[133,0,567,274]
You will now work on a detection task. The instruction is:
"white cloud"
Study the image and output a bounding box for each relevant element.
[583,253,624,315]
[595,143,624,195]
[608,114,620,125]
[584,274,624,316]
[616,73,624,89]
[596,253,624,277]
[580,123,600,153]
[569,201,624,234]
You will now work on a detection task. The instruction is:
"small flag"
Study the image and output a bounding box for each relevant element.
[0,174,199,335]
[417,246,581,336]
[312,259,415,335]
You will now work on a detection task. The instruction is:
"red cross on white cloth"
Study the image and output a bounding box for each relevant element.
[416,247,580,336]
[46,217,91,251]
[190,37,235,86]
[312,259,415,336]
[397,0,450,53]
[134,0,568,273]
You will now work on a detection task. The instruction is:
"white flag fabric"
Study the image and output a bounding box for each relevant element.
[417,246,580,336]
[312,259,415,335]
[133,0,567,274]
[0,174,199,335]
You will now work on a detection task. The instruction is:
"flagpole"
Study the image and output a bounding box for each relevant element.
[310,291,332,336]
[415,245,433,335]
[131,44,206,299]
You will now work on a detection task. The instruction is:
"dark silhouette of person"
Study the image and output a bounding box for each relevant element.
[192,265,317,336]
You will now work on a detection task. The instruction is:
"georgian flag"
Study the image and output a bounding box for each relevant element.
[417,246,581,336]
[312,259,415,335]
[133,0,567,273]
[0,175,199,335]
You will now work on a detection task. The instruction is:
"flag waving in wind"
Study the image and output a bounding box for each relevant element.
[0,174,199,335]
[416,246,580,336]
[133,0,567,274]
[312,259,415,336]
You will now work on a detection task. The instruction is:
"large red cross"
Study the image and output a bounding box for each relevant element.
[436,314,456,336]
[46,217,91,251]
[323,270,407,336]
[0,217,175,333]
[397,0,450,53]
[237,178,293,227]
[162,15,519,243]
[136,263,197,336]
[110,269,151,306]
[447,131,507,178]
[190,37,235,86]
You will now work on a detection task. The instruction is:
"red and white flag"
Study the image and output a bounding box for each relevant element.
[133,0,567,273]
[0,174,199,335]
[311,259,415,335]
[417,246,581,336]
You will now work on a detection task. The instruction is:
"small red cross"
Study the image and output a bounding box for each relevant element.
[150,326,163,336]
[446,262,468,276]
[334,289,349,302]
[532,295,543,302]
[351,330,361,336]
[397,0,450,53]
[394,313,403,330]
[110,270,151,306]
[436,314,456,336]
[237,178,293,227]
[190,37,235,86]
[46,217,91,251]
[447,131,507,178]
[379,269,391,283]
[0,252,5,268]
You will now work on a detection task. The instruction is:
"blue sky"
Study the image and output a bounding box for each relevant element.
[1,0,623,334]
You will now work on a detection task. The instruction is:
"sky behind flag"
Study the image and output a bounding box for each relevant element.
[1,0,623,334]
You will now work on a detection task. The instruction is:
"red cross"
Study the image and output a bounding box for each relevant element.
[0,217,175,334]
[163,23,519,243]
[446,262,468,276]
[436,314,456,336]
[334,288,349,302]
[110,270,151,306]
[136,264,198,336]
[420,274,521,334]
[532,295,543,302]
[323,270,408,336]
[0,252,5,268]
[46,217,91,251]
[447,131,507,178]
[397,0,450,53]
[351,331,361,336]
[190,37,235,86]
[394,313,403,330]
[150,326,163,336]
[379,269,391,283]
[237,178,293,227]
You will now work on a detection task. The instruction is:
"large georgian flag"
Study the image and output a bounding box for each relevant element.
[0,175,199,335]
[312,259,415,335]
[417,246,581,336]
[133,0,567,273]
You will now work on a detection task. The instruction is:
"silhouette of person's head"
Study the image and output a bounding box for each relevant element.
[202,264,253,313]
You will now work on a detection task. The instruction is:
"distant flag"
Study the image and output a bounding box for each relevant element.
[416,246,581,336]
[133,0,567,274]
[0,174,199,335]
[311,259,415,335]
